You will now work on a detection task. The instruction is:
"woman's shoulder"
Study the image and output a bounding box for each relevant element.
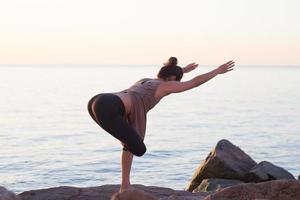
[138,78,151,83]
[137,78,163,84]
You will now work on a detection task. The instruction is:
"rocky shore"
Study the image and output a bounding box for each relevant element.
[1,139,299,200]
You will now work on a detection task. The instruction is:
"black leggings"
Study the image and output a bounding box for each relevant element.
[87,93,146,157]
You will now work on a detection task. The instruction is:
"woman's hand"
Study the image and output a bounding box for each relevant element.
[182,62,199,73]
[217,61,235,74]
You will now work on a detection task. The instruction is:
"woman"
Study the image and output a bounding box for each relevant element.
[87,57,235,192]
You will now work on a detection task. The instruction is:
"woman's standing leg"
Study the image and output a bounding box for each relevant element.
[120,150,134,192]
[88,94,146,191]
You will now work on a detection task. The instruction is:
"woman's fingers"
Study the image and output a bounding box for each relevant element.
[189,63,199,69]
[227,66,234,71]
[187,62,195,67]
[226,60,234,65]
[225,61,235,67]
[219,60,235,74]
[228,64,234,69]
[221,61,234,67]
[226,62,235,68]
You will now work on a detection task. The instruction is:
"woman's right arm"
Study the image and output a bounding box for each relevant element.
[160,60,235,95]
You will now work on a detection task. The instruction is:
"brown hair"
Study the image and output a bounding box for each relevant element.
[157,57,183,81]
[163,57,178,67]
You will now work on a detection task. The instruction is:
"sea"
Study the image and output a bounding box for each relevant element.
[0,64,299,194]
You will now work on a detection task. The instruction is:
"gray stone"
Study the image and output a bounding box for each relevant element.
[204,180,300,200]
[185,139,257,192]
[245,161,296,182]
[0,186,20,200]
[192,179,244,192]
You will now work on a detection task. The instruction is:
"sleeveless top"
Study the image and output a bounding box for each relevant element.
[112,78,163,140]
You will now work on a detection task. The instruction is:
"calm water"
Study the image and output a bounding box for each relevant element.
[0,65,299,194]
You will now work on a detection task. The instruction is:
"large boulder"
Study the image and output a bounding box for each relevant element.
[245,161,296,182]
[192,179,244,193]
[204,180,300,200]
[185,139,257,192]
[0,186,20,200]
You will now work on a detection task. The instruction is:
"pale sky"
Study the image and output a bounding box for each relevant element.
[0,0,299,65]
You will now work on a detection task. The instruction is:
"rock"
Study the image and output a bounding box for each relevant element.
[192,179,244,192]
[112,189,208,200]
[298,174,300,180]
[159,195,206,200]
[245,161,296,182]
[185,139,257,192]
[18,184,207,200]
[0,186,20,200]
[204,180,300,200]
[111,189,157,200]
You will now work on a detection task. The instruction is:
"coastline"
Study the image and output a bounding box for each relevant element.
[1,139,299,200]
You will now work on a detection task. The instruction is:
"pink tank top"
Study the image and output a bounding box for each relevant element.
[114,78,163,140]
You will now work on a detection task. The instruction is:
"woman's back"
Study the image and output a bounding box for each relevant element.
[120,78,162,111]
[112,78,163,140]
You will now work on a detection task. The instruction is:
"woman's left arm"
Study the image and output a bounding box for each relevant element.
[182,63,199,73]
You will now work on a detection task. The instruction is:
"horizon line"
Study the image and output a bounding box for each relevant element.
[0,64,300,67]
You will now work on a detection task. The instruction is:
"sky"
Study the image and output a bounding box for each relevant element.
[0,0,299,65]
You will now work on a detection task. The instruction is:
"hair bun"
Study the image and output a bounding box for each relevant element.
[163,57,178,67]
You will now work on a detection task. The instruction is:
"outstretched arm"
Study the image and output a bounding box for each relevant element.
[182,63,199,73]
[160,61,235,95]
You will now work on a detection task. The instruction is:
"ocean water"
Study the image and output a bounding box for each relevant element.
[0,64,299,194]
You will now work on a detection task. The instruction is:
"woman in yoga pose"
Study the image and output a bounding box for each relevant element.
[87,57,235,192]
